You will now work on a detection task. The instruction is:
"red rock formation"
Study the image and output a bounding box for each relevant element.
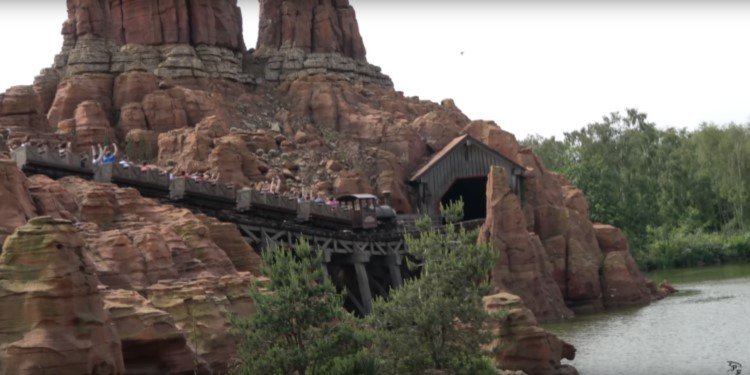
[146,275,257,372]
[200,214,262,274]
[27,175,78,221]
[479,166,574,322]
[256,0,367,60]
[594,224,652,308]
[0,85,48,135]
[0,217,125,374]
[47,74,114,130]
[0,160,37,241]
[484,293,578,375]
[102,288,210,374]
[562,186,604,313]
[0,168,260,372]
[65,0,246,50]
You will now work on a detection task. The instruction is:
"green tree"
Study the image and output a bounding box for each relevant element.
[369,201,499,374]
[522,110,750,268]
[231,241,371,375]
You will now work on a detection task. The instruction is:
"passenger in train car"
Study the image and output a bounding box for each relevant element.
[79,153,88,168]
[57,141,71,157]
[327,196,339,209]
[93,143,119,165]
[118,156,132,168]
[37,141,49,155]
[314,193,326,206]
[272,177,282,195]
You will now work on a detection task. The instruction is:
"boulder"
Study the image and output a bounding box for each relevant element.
[593,223,630,254]
[117,103,148,141]
[69,100,116,149]
[47,74,114,130]
[600,251,652,308]
[595,224,652,308]
[142,90,189,133]
[484,293,577,375]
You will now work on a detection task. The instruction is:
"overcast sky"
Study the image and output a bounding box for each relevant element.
[1,1,748,138]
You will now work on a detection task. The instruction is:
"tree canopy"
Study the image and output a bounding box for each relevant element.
[523,110,750,268]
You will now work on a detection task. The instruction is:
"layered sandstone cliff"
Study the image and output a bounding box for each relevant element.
[0,160,260,373]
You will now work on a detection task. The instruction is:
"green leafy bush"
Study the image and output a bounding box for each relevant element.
[231,241,370,375]
[368,201,498,374]
[640,230,750,270]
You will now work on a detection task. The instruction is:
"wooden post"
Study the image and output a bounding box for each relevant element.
[170,177,186,200]
[354,262,373,315]
[11,146,27,170]
[94,163,112,183]
[236,188,252,212]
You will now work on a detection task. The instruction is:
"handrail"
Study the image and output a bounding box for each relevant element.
[12,145,362,224]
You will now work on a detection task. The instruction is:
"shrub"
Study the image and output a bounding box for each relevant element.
[639,230,750,270]
[231,241,370,375]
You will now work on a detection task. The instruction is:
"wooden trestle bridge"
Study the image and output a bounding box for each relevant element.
[12,146,420,316]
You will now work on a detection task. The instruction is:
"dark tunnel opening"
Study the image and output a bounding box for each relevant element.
[440,177,488,221]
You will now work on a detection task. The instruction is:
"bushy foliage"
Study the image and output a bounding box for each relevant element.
[368,201,498,374]
[523,111,750,268]
[231,241,370,375]
[641,229,750,270]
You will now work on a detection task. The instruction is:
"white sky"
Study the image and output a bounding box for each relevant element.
[1,1,749,138]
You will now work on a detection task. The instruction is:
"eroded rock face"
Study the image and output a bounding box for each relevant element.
[0,217,125,374]
[146,274,257,373]
[479,166,574,322]
[594,224,652,308]
[0,170,259,373]
[65,0,245,50]
[256,0,366,60]
[0,160,37,239]
[484,293,577,375]
[103,288,210,374]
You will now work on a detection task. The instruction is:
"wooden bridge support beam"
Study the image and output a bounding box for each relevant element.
[348,252,373,315]
[94,163,113,183]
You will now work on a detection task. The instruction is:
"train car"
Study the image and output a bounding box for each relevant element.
[337,194,397,230]
[337,194,379,229]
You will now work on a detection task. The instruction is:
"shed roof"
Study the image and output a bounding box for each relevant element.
[409,134,525,182]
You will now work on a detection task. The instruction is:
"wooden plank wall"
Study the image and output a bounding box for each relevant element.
[416,142,521,218]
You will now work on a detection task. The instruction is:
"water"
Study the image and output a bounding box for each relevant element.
[545,263,750,375]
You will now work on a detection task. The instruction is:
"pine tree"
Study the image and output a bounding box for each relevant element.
[369,200,499,374]
[231,240,372,375]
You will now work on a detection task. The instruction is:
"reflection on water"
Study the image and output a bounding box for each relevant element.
[544,263,750,375]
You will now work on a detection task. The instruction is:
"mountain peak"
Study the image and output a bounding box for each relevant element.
[255,0,367,61]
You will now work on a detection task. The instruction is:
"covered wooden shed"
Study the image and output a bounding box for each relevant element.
[408,134,525,220]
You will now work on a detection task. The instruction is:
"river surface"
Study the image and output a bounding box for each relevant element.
[545,263,750,375]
